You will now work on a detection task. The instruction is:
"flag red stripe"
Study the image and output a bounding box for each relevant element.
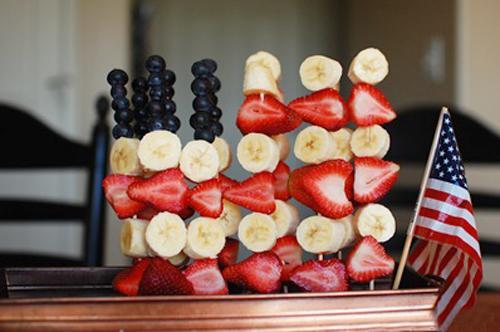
[408,240,427,265]
[429,245,442,275]
[437,246,457,275]
[437,255,465,325]
[424,188,474,214]
[419,206,478,239]
[464,268,482,309]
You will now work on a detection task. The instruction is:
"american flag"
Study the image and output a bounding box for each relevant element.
[408,110,482,330]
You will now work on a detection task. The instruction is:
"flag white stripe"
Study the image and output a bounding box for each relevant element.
[440,251,463,280]
[421,197,476,229]
[424,242,438,275]
[437,255,468,314]
[433,244,451,275]
[427,178,471,201]
[411,242,431,272]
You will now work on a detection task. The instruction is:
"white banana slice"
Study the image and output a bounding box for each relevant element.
[337,215,356,249]
[184,217,226,259]
[245,51,281,81]
[296,215,345,254]
[137,130,182,171]
[354,203,396,243]
[272,134,290,161]
[167,251,189,267]
[110,137,142,175]
[271,200,300,237]
[145,212,187,258]
[243,62,281,98]
[212,137,232,172]
[120,218,149,257]
[238,213,278,252]
[294,125,334,164]
[348,48,389,85]
[350,125,390,158]
[237,133,280,173]
[329,128,354,162]
[179,140,220,182]
[217,199,242,237]
[299,55,342,91]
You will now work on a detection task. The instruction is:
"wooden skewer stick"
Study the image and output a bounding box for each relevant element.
[337,250,342,260]
[318,254,324,261]
[280,259,288,293]
[369,279,375,291]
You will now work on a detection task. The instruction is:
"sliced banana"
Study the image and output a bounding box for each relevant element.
[180,140,220,182]
[337,215,356,249]
[212,137,232,172]
[145,212,187,258]
[217,199,242,237]
[294,125,334,164]
[354,203,396,243]
[184,217,226,259]
[243,62,280,98]
[272,134,290,161]
[167,251,189,266]
[245,51,281,81]
[237,133,280,173]
[296,215,345,254]
[238,213,278,252]
[350,125,390,158]
[120,218,149,257]
[137,130,182,171]
[299,55,342,91]
[348,48,389,85]
[110,137,142,175]
[329,128,353,162]
[271,200,300,238]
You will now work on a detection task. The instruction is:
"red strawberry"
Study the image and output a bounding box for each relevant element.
[218,173,238,192]
[139,257,194,295]
[348,83,396,126]
[290,258,349,292]
[271,236,302,281]
[288,88,348,130]
[273,161,291,201]
[236,94,302,135]
[127,168,189,214]
[112,258,150,296]
[102,174,146,218]
[346,236,395,282]
[178,206,195,219]
[183,259,228,295]
[189,178,223,218]
[288,165,317,209]
[354,157,400,203]
[302,160,354,219]
[223,172,276,213]
[136,205,159,220]
[222,251,282,294]
[218,238,239,268]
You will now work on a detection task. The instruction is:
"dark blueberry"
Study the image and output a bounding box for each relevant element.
[149,118,166,131]
[149,87,164,101]
[107,69,128,86]
[134,122,149,138]
[112,124,134,139]
[192,96,214,112]
[163,69,176,85]
[163,99,176,113]
[136,108,149,119]
[207,75,221,92]
[207,93,218,105]
[148,72,163,87]
[132,93,148,108]
[164,86,175,99]
[132,77,148,92]
[191,61,211,77]
[191,77,212,96]
[189,112,211,129]
[145,55,166,73]
[165,115,181,132]
[201,58,217,73]
[111,85,127,98]
[111,97,130,111]
[210,107,222,119]
[194,129,215,143]
[147,101,163,116]
[209,121,223,136]
[114,109,134,123]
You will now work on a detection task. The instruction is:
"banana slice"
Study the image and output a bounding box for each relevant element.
[243,62,281,98]
[348,48,389,85]
[299,55,342,91]
[296,215,345,254]
[138,130,182,171]
[354,203,396,243]
[120,218,149,257]
[110,137,142,175]
[294,125,334,164]
[238,213,278,252]
[337,215,356,249]
[145,212,187,258]
[271,200,300,237]
[272,134,290,161]
[350,125,390,158]
[180,140,220,182]
[167,251,189,267]
[212,137,232,172]
[237,133,280,173]
[329,128,353,162]
[217,199,242,237]
[184,217,226,259]
[246,51,281,81]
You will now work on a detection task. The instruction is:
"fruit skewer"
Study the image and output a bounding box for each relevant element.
[107,69,134,139]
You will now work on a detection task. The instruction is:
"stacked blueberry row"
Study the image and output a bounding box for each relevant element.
[108,69,134,138]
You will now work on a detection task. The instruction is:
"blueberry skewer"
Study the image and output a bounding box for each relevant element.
[107,69,134,138]
[131,77,149,139]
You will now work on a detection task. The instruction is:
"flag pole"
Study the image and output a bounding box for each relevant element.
[392,107,448,289]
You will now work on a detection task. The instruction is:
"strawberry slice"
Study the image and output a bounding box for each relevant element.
[348,83,396,126]
[223,172,276,213]
[354,157,400,203]
[273,161,291,201]
[289,165,317,209]
[218,173,238,192]
[139,257,194,295]
[288,88,348,130]
[178,206,195,219]
[127,168,189,214]
[236,94,302,135]
[346,236,395,283]
[189,178,223,218]
[222,251,282,294]
[290,258,349,292]
[302,160,354,219]
[218,238,239,268]
[183,259,228,295]
[271,236,302,281]
[112,258,151,296]
[102,174,146,218]
[136,205,159,220]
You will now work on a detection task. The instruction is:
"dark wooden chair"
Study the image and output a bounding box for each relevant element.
[0,96,110,267]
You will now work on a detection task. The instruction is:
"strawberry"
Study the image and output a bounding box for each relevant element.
[302,160,354,219]
[102,174,146,218]
[178,206,195,219]
[189,178,223,218]
[183,259,228,295]
[218,238,239,268]
[273,161,291,201]
[354,157,400,203]
[112,258,150,296]
[218,173,238,192]
[127,168,190,214]
[288,88,348,130]
[290,258,349,292]
[139,257,194,295]
[346,236,395,283]
[288,165,317,209]
[271,236,302,281]
[236,94,302,135]
[136,205,159,220]
[222,251,282,294]
[348,83,396,126]
[223,172,276,213]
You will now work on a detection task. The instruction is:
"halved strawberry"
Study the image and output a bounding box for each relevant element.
[139,257,194,295]
[348,83,396,126]
[223,172,276,213]
[183,259,228,295]
[178,206,195,220]
[102,174,146,218]
[288,165,317,209]
[127,168,189,214]
[288,88,348,130]
[236,94,302,135]
[271,236,302,281]
[218,173,238,192]
[136,205,159,220]
[290,258,349,292]
[273,161,291,201]
[112,258,150,296]
[222,251,282,294]
[189,178,223,218]
[346,236,395,283]
[218,238,239,268]
[354,157,400,203]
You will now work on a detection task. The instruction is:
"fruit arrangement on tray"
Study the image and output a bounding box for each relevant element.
[103,48,400,296]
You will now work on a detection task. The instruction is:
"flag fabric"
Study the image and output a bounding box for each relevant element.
[408,111,482,330]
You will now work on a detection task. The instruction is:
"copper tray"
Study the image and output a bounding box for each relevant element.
[0,266,441,331]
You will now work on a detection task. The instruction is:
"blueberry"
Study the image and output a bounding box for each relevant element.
[191,61,211,77]
[148,101,163,116]
[112,124,134,139]
[165,115,180,132]
[163,69,176,85]
[148,72,163,87]
[107,69,128,86]
[207,93,218,105]
[136,108,149,119]
[134,122,149,138]
[202,58,217,73]
[114,109,134,123]
[132,77,148,92]
[111,85,127,98]
[163,100,176,113]
[194,128,215,142]
[189,112,211,129]
[132,93,148,108]
[209,121,223,136]
[164,86,175,99]
[149,87,164,101]
[191,77,212,96]
[192,96,214,112]
[145,55,166,73]
[210,107,222,119]
[207,75,221,92]
[149,118,166,131]
[111,97,130,111]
